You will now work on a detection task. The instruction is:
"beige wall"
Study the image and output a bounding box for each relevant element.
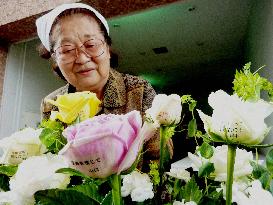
[0,0,79,26]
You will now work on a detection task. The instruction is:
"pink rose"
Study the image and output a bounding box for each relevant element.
[59,110,148,178]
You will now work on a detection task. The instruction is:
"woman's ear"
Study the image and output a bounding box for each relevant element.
[50,53,57,62]
[37,43,51,59]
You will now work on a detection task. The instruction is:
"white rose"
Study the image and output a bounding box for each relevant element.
[121,171,154,202]
[173,199,197,205]
[167,167,191,182]
[242,180,273,205]
[0,154,70,205]
[188,145,253,181]
[121,174,134,197]
[131,186,154,202]
[0,128,47,165]
[211,145,253,181]
[197,90,273,145]
[219,180,273,205]
[188,152,208,172]
[145,94,182,125]
[171,156,193,170]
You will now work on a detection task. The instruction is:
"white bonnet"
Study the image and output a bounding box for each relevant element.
[36,3,109,51]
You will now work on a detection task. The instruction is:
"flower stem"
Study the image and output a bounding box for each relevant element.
[226,144,237,205]
[158,126,171,203]
[255,148,258,163]
[159,126,167,183]
[205,177,208,195]
[194,136,199,147]
[110,174,122,205]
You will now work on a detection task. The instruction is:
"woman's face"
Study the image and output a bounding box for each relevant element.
[50,14,111,92]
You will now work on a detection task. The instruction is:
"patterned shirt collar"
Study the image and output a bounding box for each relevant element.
[103,69,126,108]
[67,69,126,108]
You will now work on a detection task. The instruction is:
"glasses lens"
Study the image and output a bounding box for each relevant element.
[83,39,104,57]
[55,45,76,63]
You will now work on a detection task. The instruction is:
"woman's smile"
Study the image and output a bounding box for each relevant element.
[76,67,96,76]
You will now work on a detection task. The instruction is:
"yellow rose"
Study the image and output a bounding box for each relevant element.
[46,91,101,124]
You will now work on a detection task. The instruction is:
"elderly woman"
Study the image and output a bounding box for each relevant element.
[36,3,172,170]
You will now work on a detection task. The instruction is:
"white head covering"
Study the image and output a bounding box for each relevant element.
[36,3,109,51]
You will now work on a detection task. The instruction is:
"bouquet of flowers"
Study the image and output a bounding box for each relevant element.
[0,62,273,205]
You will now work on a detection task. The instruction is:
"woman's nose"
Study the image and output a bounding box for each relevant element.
[74,48,92,64]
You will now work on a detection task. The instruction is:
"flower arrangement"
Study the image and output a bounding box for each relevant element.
[0,62,273,205]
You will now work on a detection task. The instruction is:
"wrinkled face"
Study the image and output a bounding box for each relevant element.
[50,14,111,92]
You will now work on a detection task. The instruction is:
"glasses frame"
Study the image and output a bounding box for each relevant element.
[51,38,106,64]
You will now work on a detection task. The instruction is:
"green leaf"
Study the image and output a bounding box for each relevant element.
[39,119,66,154]
[259,171,272,190]
[207,189,222,200]
[188,119,197,138]
[232,62,273,101]
[34,189,100,205]
[200,179,223,204]
[198,162,215,177]
[201,133,213,143]
[189,101,197,112]
[180,176,203,204]
[56,168,89,178]
[56,168,92,182]
[0,174,10,191]
[56,168,107,186]
[70,183,105,203]
[266,149,273,172]
[100,191,112,205]
[250,161,267,179]
[173,178,183,199]
[207,131,224,143]
[198,142,214,159]
[39,119,64,131]
[0,165,18,176]
[39,128,67,153]
[40,128,56,146]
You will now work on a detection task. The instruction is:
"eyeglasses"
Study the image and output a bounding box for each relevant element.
[52,38,105,64]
